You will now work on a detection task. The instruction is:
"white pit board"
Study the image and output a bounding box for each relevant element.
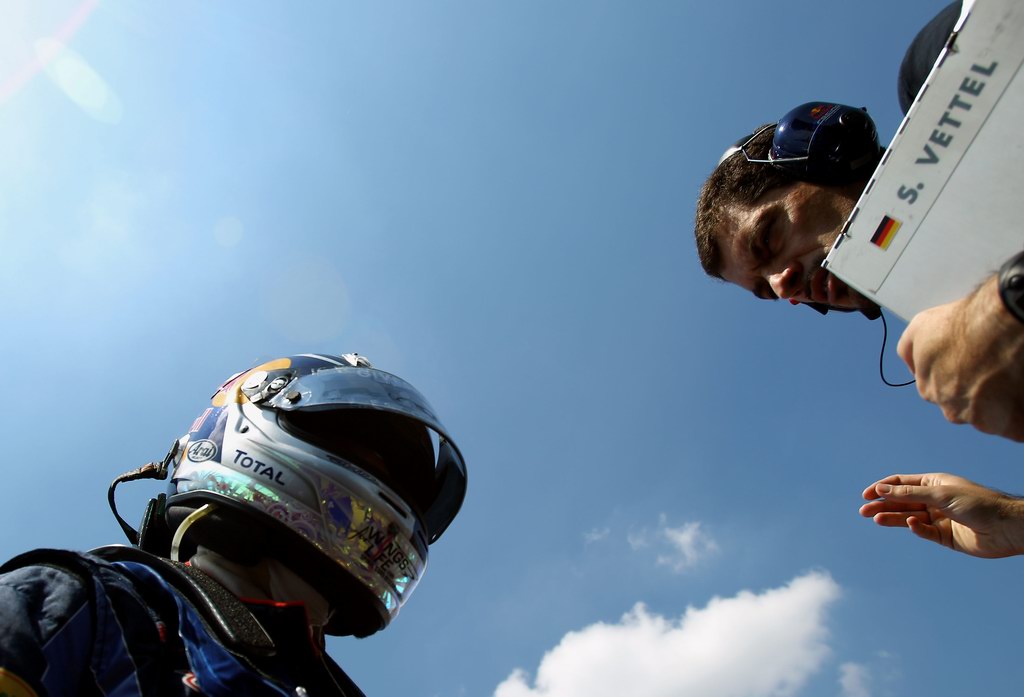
[823,0,1024,321]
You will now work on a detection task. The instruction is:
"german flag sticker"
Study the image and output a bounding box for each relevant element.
[870,215,901,250]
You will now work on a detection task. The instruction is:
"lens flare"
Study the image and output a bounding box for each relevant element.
[35,38,122,124]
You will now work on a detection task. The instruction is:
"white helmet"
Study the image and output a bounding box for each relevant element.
[155,353,466,637]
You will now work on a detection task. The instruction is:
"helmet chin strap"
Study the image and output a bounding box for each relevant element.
[170,503,217,562]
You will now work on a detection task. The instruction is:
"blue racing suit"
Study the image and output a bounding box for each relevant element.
[0,546,363,696]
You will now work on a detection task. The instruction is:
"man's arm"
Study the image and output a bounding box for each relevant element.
[0,564,94,697]
[897,274,1024,441]
[860,472,1024,558]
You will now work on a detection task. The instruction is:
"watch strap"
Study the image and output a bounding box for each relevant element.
[998,250,1024,325]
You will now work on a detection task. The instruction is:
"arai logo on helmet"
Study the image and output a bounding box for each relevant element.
[187,439,218,462]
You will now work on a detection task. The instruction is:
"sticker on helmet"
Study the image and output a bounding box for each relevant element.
[350,520,420,585]
[241,370,269,391]
[325,492,353,531]
[212,359,292,406]
[188,408,213,434]
[186,439,218,463]
[232,449,288,485]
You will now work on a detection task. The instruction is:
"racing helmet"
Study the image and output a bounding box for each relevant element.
[157,352,467,637]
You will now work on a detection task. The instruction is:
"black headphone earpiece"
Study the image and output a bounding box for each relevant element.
[770,102,884,185]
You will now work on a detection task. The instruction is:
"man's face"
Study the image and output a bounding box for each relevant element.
[716,180,875,311]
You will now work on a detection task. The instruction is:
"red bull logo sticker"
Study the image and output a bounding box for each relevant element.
[809,103,834,120]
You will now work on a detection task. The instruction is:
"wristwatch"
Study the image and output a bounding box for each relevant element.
[998,250,1024,325]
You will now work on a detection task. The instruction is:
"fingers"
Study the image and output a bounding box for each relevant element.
[863,509,945,547]
[907,516,943,545]
[861,511,947,550]
[874,482,952,505]
[861,473,928,500]
[869,511,933,528]
[875,482,920,499]
[859,499,927,518]
[862,473,966,501]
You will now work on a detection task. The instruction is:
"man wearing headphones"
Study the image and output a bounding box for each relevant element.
[0,352,467,696]
[693,2,1024,559]
[694,0,1024,444]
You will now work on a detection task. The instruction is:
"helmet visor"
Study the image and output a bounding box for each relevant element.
[266,367,467,542]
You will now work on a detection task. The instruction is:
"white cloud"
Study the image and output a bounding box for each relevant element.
[626,530,649,550]
[493,571,840,697]
[626,515,717,572]
[839,662,871,697]
[583,527,610,544]
[656,518,717,573]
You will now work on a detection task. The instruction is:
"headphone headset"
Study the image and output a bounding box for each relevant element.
[719,102,886,320]
[722,101,884,185]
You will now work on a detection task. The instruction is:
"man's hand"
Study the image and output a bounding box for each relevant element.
[898,276,1024,441]
[860,473,1024,558]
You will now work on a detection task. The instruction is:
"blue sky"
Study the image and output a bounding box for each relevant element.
[1,1,1021,695]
